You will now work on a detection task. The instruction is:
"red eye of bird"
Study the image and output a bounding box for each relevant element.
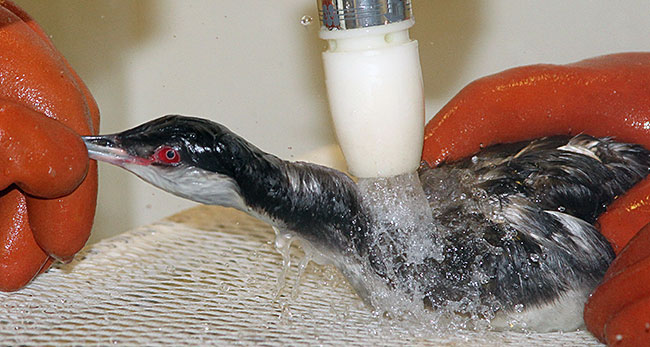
[155,146,181,164]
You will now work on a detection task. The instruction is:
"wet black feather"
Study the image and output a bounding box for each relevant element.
[418,135,650,308]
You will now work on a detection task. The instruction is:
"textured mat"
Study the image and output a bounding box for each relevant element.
[0,205,601,346]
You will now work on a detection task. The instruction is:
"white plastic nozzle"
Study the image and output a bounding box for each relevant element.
[317,0,424,178]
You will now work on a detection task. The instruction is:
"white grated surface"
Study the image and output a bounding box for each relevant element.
[0,206,602,346]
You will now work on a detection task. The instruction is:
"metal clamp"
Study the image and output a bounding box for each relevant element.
[317,0,413,31]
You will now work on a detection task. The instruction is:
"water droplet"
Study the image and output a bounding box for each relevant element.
[514,303,524,313]
[300,15,313,26]
[615,334,623,341]
[529,253,540,263]
[557,206,566,212]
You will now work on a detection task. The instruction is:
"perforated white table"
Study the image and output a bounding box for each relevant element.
[0,206,602,346]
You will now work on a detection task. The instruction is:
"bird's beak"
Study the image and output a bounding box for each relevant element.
[82,135,134,166]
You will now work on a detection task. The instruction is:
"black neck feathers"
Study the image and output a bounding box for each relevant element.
[225,143,368,254]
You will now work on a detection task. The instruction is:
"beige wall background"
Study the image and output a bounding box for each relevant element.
[14,0,650,243]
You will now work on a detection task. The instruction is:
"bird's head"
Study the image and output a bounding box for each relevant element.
[83,115,253,209]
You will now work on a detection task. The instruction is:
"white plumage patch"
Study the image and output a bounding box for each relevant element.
[557,137,602,162]
[122,163,247,210]
[544,210,605,255]
[491,289,588,332]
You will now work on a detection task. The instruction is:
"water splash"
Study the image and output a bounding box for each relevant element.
[272,226,294,298]
[300,15,313,26]
[270,170,512,333]
[358,172,444,264]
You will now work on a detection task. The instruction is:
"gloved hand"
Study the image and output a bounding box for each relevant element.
[421,52,650,346]
[0,1,99,291]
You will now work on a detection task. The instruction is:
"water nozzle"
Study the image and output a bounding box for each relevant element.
[316,0,423,178]
[317,0,413,31]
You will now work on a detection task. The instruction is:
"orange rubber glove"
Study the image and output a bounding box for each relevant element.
[422,53,650,346]
[0,1,99,291]
[584,223,650,346]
